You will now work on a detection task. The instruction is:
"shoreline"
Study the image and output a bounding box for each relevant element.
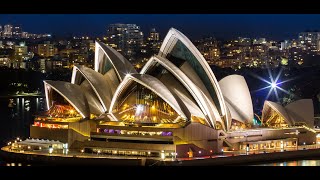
[2,146,320,166]
[0,94,45,98]
[176,149,320,166]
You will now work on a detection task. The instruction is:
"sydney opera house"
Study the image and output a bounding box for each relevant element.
[25,28,317,158]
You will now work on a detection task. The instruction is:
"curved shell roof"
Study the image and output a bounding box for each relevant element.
[262,101,292,125]
[40,28,265,132]
[109,74,187,121]
[159,28,229,124]
[285,99,314,127]
[44,80,90,118]
[79,79,105,115]
[261,99,314,128]
[71,65,113,112]
[219,75,253,125]
[94,41,137,81]
[140,55,222,128]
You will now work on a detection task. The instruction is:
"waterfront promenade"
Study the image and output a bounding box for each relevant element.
[2,144,320,166]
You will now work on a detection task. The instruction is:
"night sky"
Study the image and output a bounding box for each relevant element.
[1,14,320,40]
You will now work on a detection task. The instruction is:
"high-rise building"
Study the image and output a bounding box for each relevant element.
[147,28,161,54]
[13,25,22,38]
[89,42,95,51]
[106,23,128,52]
[106,23,144,60]
[14,42,28,57]
[280,40,290,50]
[3,24,13,38]
[148,28,160,41]
[13,42,29,68]
[38,41,58,57]
[298,31,320,52]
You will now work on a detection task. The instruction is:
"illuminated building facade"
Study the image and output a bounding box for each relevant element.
[147,28,161,54]
[38,41,58,57]
[3,24,13,38]
[106,23,144,61]
[28,28,317,158]
[13,25,22,39]
[298,31,320,52]
[13,42,30,68]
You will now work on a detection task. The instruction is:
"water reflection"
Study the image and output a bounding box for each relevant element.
[0,96,46,165]
[0,96,46,146]
[256,160,320,166]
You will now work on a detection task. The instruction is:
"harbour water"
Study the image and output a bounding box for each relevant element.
[255,159,320,166]
[0,96,45,166]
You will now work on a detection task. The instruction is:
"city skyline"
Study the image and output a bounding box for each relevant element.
[1,14,320,40]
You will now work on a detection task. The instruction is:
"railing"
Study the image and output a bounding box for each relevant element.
[298,144,320,150]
